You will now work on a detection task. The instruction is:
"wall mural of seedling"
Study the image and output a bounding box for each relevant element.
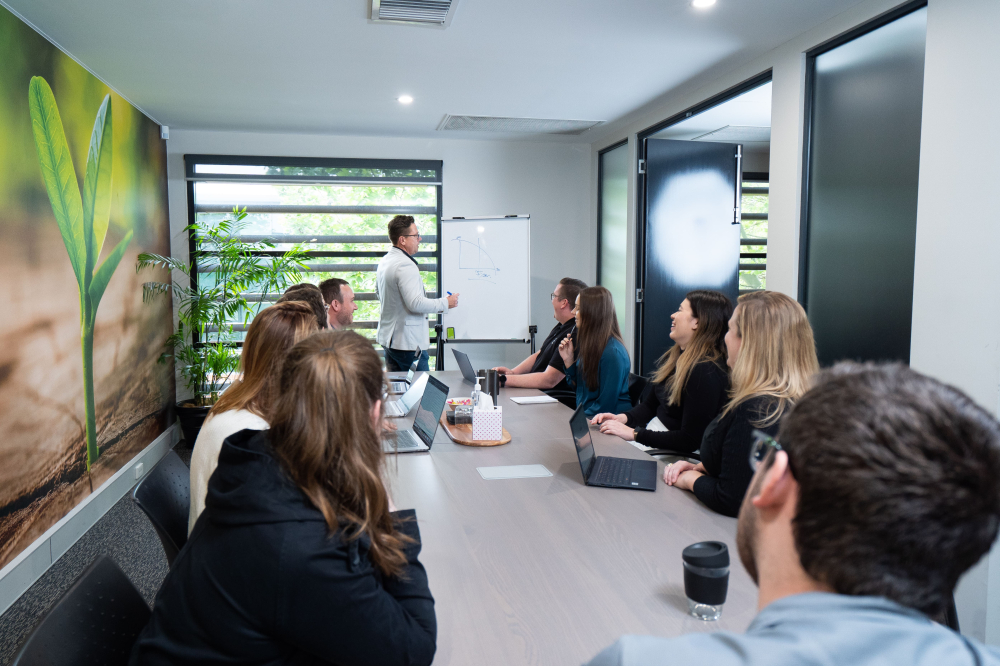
[28,76,133,475]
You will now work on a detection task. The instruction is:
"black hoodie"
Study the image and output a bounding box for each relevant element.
[130,429,436,666]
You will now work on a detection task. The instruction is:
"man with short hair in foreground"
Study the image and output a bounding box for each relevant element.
[319,277,358,330]
[587,363,1000,666]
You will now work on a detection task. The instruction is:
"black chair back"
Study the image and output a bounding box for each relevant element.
[131,450,189,566]
[11,555,150,666]
[628,373,650,407]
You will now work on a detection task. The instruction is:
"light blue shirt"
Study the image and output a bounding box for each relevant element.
[585,593,1000,666]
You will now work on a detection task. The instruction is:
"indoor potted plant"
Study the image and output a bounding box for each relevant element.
[137,206,306,444]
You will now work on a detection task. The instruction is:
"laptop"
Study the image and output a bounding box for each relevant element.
[451,348,478,383]
[569,406,657,491]
[383,375,449,453]
[389,358,419,394]
[385,374,428,418]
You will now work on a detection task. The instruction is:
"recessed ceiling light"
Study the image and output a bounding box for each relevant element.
[397,95,414,105]
[692,0,716,7]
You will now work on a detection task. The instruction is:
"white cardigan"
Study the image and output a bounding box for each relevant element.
[188,409,268,534]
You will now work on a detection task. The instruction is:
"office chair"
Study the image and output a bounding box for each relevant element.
[628,373,650,408]
[11,555,150,666]
[131,450,190,566]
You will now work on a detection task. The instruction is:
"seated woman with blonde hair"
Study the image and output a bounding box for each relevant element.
[664,291,819,517]
[133,330,436,665]
[188,301,318,533]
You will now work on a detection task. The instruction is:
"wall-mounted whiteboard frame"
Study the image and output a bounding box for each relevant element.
[440,216,531,342]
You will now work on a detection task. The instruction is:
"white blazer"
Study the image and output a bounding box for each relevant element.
[375,247,448,351]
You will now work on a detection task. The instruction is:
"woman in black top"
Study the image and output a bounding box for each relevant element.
[664,291,819,516]
[593,290,732,454]
[131,331,436,666]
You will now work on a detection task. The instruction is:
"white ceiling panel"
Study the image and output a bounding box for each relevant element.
[2,0,865,139]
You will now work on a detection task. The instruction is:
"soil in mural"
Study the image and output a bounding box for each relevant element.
[0,6,174,569]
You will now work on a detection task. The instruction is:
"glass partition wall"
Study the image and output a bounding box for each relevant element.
[598,141,629,328]
[800,4,926,365]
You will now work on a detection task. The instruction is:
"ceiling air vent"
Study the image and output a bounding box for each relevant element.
[692,125,771,142]
[371,0,453,25]
[438,115,604,136]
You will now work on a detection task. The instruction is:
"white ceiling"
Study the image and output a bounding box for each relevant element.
[4,0,865,140]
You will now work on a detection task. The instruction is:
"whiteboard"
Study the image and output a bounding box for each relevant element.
[441,216,530,340]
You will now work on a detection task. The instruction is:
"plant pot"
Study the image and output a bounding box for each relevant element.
[176,400,212,447]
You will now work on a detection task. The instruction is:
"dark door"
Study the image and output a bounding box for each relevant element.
[639,139,741,375]
[802,7,926,366]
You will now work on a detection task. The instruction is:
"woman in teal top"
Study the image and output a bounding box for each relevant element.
[558,286,632,418]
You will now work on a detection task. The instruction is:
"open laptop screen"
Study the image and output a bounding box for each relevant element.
[569,407,596,480]
[413,375,449,445]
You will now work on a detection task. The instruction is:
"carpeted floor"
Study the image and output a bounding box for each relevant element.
[0,443,192,665]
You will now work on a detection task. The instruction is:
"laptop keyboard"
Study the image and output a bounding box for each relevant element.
[391,381,407,393]
[396,430,422,450]
[593,458,633,486]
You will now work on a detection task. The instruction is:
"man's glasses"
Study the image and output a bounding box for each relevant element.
[400,233,422,239]
[749,430,783,472]
[550,292,565,301]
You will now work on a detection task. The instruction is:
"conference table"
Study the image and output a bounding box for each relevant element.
[386,371,757,666]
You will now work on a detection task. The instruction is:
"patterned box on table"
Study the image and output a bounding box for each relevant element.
[472,405,503,440]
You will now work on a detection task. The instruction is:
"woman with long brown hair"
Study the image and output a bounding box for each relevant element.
[558,286,631,417]
[664,291,819,516]
[132,330,437,666]
[593,290,731,453]
[188,301,317,533]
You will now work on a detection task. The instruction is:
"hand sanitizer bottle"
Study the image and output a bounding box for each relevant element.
[472,377,482,406]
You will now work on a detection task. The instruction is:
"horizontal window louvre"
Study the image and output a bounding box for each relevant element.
[739,180,768,294]
[186,155,442,356]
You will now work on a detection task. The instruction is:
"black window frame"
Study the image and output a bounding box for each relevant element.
[596,138,629,287]
[184,155,444,352]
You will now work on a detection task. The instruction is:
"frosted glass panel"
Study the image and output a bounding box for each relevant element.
[805,8,926,365]
[599,143,629,327]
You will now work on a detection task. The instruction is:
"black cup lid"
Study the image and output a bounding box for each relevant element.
[682,541,729,568]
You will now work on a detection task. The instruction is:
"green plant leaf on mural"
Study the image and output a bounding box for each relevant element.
[82,94,113,275]
[89,229,133,310]
[28,76,130,473]
[28,76,86,289]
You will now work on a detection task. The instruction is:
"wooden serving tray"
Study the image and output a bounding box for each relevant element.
[439,414,512,447]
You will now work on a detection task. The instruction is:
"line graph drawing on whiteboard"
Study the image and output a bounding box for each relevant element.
[453,236,500,281]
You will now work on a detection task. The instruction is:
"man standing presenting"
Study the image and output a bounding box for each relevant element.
[376,215,459,371]
[319,278,358,330]
[495,278,586,405]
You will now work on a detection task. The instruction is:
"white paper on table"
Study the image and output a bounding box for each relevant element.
[509,396,558,405]
[477,464,553,480]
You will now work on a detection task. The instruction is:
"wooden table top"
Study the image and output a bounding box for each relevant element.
[386,371,757,666]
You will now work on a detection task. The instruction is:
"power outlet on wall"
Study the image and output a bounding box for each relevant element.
[134,462,144,480]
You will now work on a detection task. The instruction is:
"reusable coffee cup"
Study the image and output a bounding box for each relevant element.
[485,369,500,407]
[682,541,729,621]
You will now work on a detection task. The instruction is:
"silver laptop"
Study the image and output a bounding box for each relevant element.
[385,373,428,418]
[451,348,478,383]
[383,375,449,453]
[389,358,419,394]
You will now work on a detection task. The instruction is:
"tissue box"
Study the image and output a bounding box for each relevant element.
[472,405,503,440]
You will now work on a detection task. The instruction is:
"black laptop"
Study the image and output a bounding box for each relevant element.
[569,406,657,491]
[451,348,478,383]
[383,375,449,453]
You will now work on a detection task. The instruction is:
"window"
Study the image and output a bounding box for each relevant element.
[740,174,768,293]
[185,156,443,357]
[597,141,629,327]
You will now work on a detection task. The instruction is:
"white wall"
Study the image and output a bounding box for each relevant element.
[587,0,906,352]
[910,0,1000,644]
[165,130,593,369]
[588,0,1000,644]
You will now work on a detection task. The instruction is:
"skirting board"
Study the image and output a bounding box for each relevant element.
[0,423,179,616]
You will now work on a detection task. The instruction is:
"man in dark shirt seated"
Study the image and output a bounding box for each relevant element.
[587,362,1000,666]
[494,278,586,406]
